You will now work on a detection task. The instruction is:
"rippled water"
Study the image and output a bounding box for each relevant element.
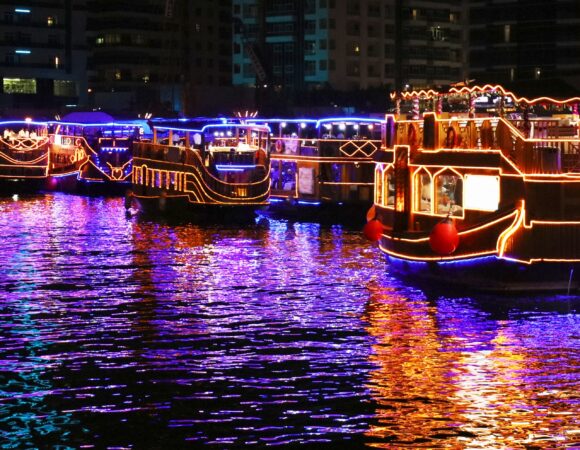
[0,193,579,449]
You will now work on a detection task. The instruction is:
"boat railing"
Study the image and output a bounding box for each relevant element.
[495,119,580,174]
[271,136,379,158]
[134,141,270,200]
[509,118,578,139]
[390,117,580,175]
[0,134,51,160]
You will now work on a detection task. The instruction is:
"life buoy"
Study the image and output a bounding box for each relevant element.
[445,125,458,148]
[275,140,285,153]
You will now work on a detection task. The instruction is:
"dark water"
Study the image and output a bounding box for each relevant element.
[1,193,579,449]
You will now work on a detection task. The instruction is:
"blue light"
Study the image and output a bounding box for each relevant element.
[15,50,31,54]
[387,254,500,268]
[101,147,128,152]
[315,117,384,128]
[15,8,31,13]
[297,200,321,206]
[215,164,256,172]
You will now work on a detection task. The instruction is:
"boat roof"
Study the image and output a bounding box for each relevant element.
[393,79,580,105]
[61,111,116,123]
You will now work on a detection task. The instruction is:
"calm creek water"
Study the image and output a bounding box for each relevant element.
[0,193,579,449]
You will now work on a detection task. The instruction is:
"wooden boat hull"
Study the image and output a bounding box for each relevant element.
[264,197,370,224]
[386,255,580,294]
[132,192,263,223]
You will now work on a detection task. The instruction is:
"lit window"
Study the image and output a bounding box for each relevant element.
[96,37,104,45]
[534,67,541,79]
[54,80,76,97]
[385,167,395,207]
[414,170,432,212]
[115,70,122,80]
[375,167,383,205]
[47,15,55,26]
[3,78,36,94]
[435,171,463,216]
[105,34,121,44]
[464,174,499,211]
[54,56,59,68]
[504,24,510,43]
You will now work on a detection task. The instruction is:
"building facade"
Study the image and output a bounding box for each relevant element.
[85,0,182,115]
[0,0,87,117]
[232,0,465,112]
[468,0,580,88]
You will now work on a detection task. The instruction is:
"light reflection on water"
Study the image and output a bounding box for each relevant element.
[0,193,579,449]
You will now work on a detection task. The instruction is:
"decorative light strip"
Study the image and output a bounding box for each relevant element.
[100,147,128,152]
[379,242,497,262]
[297,200,321,206]
[215,164,256,172]
[449,84,580,105]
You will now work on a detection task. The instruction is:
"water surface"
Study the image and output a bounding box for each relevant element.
[0,193,579,449]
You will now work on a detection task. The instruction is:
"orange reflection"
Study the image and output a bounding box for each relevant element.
[363,283,579,448]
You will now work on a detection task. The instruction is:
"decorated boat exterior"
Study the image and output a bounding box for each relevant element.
[250,117,383,222]
[130,122,270,220]
[0,120,51,192]
[371,84,580,293]
[52,113,149,195]
[46,120,91,192]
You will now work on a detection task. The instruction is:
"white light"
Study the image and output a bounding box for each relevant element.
[464,174,499,211]
[339,123,346,130]
[300,122,306,129]
[15,50,31,54]
[15,8,30,13]
[12,194,19,201]
[281,122,287,128]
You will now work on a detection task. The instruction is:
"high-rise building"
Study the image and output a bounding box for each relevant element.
[85,0,182,115]
[232,0,465,113]
[85,0,236,116]
[468,0,580,88]
[0,1,87,117]
[181,0,247,116]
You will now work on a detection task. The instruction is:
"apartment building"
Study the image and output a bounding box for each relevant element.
[468,0,580,87]
[232,0,465,110]
[0,0,87,116]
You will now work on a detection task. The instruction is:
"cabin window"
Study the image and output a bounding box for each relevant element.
[464,174,500,211]
[3,78,36,94]
[375,167,383,205]
[170,172,176,189]
[414,170,432,212]
[280,161,297,191]
[385,167,395,207]
[435,171,463,216]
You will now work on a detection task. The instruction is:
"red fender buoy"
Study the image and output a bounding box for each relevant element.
[429,218,459,255]
[363,219,383,242]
